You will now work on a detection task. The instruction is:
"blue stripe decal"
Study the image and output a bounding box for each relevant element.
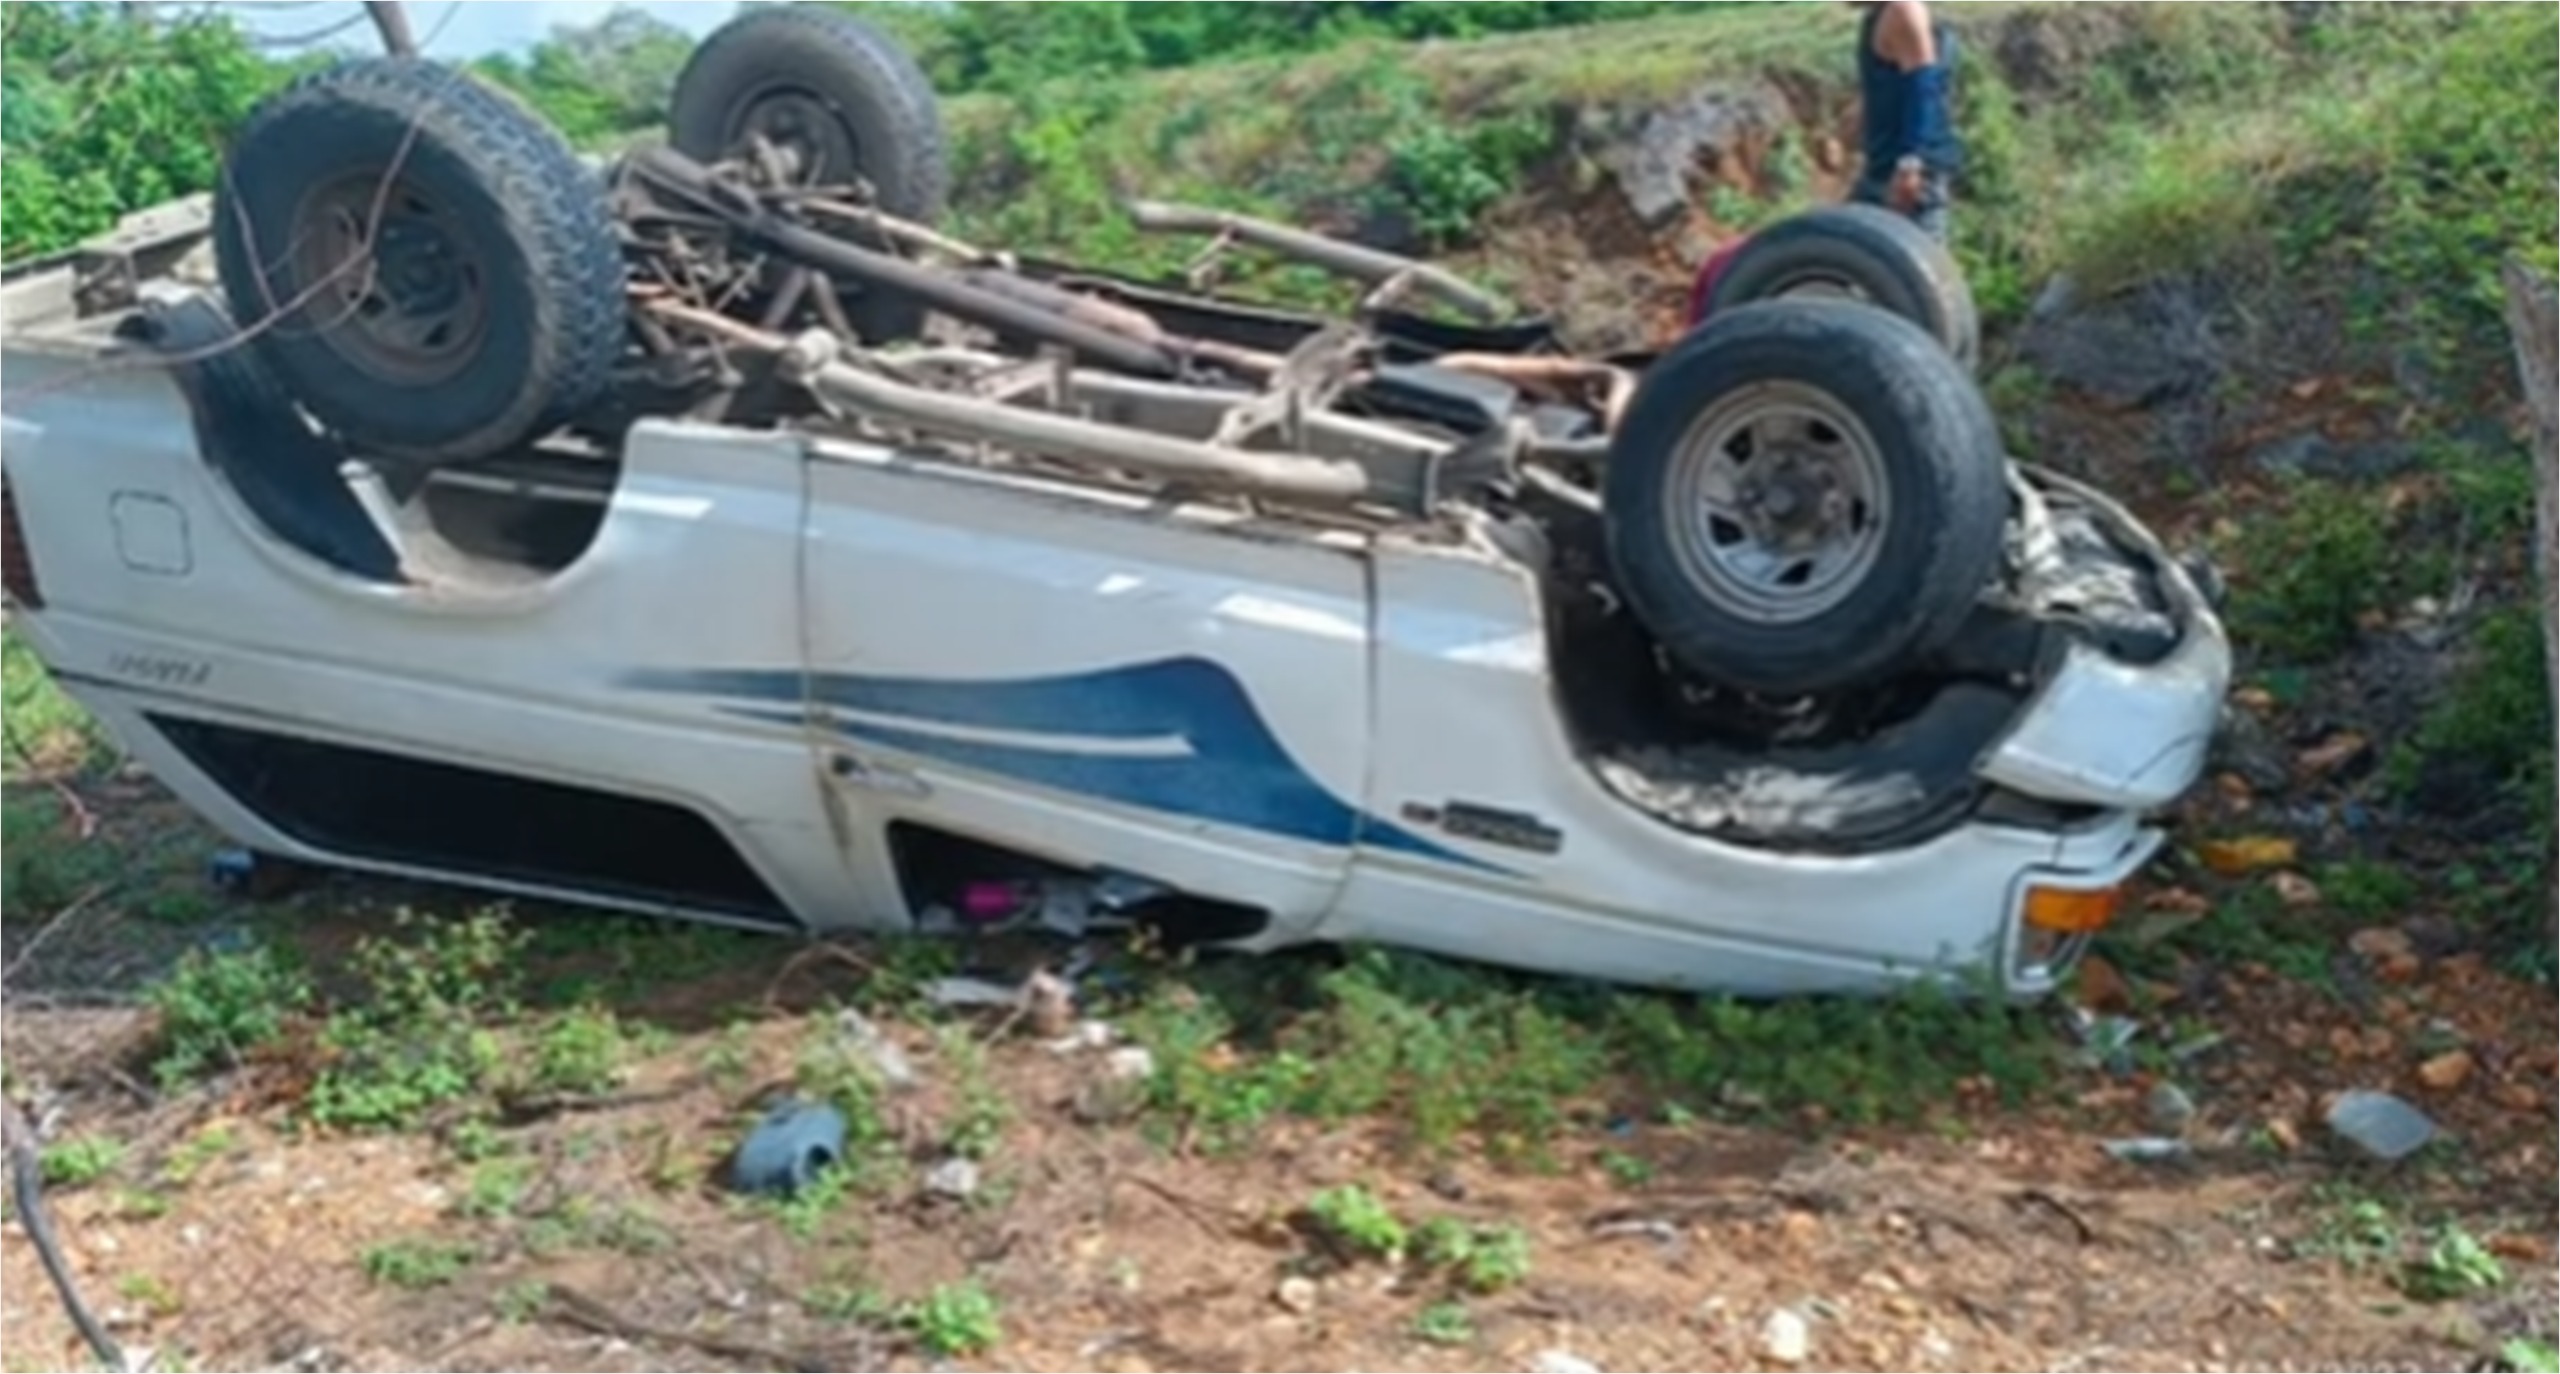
[621,656,1508,875]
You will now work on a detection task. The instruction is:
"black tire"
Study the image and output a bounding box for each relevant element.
[1705,203,1980,373]
[669,4,950,343]
[1603,298,2009,699]
[211,59,626,466]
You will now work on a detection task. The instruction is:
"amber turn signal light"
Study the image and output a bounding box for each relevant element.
[2023,884,2122,935]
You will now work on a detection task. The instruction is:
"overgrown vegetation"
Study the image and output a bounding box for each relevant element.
[1121,945,2049,1160]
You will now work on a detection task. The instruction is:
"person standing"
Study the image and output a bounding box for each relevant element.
[1850,1,1962,245]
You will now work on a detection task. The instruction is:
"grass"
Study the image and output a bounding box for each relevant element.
[1304,1184,1409,1263]
[905,1279,1002,1360]
[359,1237,477,1290]
[36,1136,124,1189]
[1117,943,2054,1165]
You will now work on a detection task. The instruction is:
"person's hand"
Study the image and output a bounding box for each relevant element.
[1890,158,1925,212]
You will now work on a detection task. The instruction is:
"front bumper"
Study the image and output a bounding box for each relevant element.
[1977,465,2232,813]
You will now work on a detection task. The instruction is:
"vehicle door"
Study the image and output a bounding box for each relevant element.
[796,441,1374,937]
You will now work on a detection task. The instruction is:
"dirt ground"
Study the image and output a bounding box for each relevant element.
[0,772,2553,1374]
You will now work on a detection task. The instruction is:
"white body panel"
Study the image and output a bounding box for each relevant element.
[0,306,2228,998]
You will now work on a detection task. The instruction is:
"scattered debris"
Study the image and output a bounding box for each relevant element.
[1759,1306,1811,1366]
[2199,835,2298,876]
[2074,954,2132,1011]
[729,1099,846,1199]
[2169,1031,2229,1063]
[923,976,1021,1010]
[2147,1082,2198,1137]
[925,967,1081,1038]
[1274,1275,1319,1316]
[836,1009,917,1091]
[1024,970,1077,1040]
[2101,1137,2194,1165]
[2068,1011,2142,1076]
[2296,730,2371,778]
[2324,1090,2439,1162]
[924,1156,981,1201]
[1072,1046,1159,1124]
[2416,1050,2476,1092]
[1043,1020,1117,1056]
[1532,1350,1604,1374]
[2348,927,2424,982]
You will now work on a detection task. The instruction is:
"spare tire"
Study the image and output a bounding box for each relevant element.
[211,59,627,465]
[1701,203,1979,373]
[669,4,950,343]
[1603,298,2008,699]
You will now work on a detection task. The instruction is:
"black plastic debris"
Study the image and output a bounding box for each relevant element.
[729,1099,847,1198]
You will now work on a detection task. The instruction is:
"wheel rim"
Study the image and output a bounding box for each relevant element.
[1767,270,1869,304]
[725,86,860,188]
[1661,379,1894,626]
[290,174,488,387]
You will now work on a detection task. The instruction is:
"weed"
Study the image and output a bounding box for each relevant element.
[1123,981,1315,1153]
[905,1279,1001,1359]
[444,1116,507,1163]
[38,1136,124,1188]
[1415,1218,1533,1295]
[518,1004,629,1099]
[0,790,118,916]
[115,1273,181,1319]
[2402,1226,2508,1302]
[2173,883,2335,988]
[145,943,313,1089]
[805,1283,895,1324]
[703,1019,758,1087]
[495,1280,551,1325]
[1609,970,2052,1126]
[108,1189,172,1221]
[934,1026,1009,1160]
[1,629,108,776]
[2225,479,2395,664]
[1600,1149,1654,1189]
[2299,1194,2403,1272]
[769,1160,858,1242]
[157,1125,236,1188]
[2504,1338,2560,1374]
[308,910,527,1132]
[1305,1184,1408,1262]
[457,1158,533,1220]
[1412,1300,1475,1347]
[359,1237,475,1290]
[2318,860,2419,923]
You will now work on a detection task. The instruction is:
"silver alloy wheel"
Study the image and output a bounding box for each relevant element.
[1661,380,1894,626]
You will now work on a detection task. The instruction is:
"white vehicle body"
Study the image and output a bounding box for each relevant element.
[0,205,2230,1000]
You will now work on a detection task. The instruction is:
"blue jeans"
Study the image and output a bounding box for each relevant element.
[1852,170,1952,247]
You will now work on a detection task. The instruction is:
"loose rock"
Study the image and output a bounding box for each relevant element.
[2272,872,2323,908]
[924,1156,981,1200]
[1274,1275,1318,1315]
[1073,1046,1159,1124]
[2416,1050,2475,1092]
[1531,1351,1602,1374]
[2325,1089,2438,1162]
[2103,1137,2193,1165]
[2147,1081,2198,1136]
[1760,1308,1810,1366]
[837,1010,917,1091]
